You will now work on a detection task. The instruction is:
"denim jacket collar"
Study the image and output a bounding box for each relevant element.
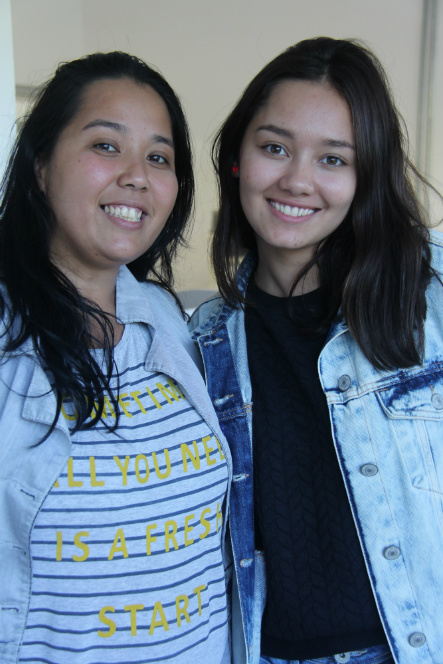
[191,253,255,339]
[191,251,349,345]
[115,265,157,326]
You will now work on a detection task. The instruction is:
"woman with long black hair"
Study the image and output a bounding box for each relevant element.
[191,37,443,664]
[0,51,231,664]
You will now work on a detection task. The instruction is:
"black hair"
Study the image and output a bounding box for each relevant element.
[212,36,435,370]
[0,51,194,435]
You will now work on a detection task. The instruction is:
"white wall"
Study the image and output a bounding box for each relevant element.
[10,0,441,287]
[0,0,16,180]
[429,1,443,220]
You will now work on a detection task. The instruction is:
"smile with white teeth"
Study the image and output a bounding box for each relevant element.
[103,204,143,222]
[270,200,315,217]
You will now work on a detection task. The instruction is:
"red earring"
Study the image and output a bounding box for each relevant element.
[232,165,239,175]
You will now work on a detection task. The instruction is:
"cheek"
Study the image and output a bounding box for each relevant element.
[166,178,179,209]
[79,157,114,189]
[47,156,106,207]
[155,176,179,216]
[240,160,268,192]
[326,176,356,208]
[341,182,357,209]
[239,173,265,216]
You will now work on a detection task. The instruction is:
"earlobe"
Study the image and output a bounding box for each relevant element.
[34,158,46,194]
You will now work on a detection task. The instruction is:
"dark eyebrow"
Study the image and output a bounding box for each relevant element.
[322,138,354,151]
[82,121,174,149]
[256,124,293,139]
[256,124,354,150]
[152,134,175,150]
[82,119,127,132]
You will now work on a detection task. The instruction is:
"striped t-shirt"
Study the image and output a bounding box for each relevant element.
[20,322,230,664]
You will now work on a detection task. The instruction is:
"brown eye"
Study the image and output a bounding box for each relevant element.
[94,143,117,153]
[321,155,345,166]
[264,143,287,156]
[149,154,167,164]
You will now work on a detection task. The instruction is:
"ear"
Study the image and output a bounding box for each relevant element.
[34,158,47,194]
[232,163,239,178]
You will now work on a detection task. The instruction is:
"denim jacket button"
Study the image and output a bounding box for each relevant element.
[408,632,426,648]
[431,392,443,410]
[337,375,352,391]
[384,545,401,560]
[361,463,378,477]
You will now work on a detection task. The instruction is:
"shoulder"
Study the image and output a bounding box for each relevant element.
[142,282,204,365]
[142,282,186,329]
[188,293,247,342]
[116,267,185,330]
[189,253,256,338]
[143,281,182,310]
[0,285,42,381]
[421,232,443,345]
[189,294,225,334]
[429,230,443,273]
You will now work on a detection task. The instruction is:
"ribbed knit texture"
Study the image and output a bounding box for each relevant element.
[245,280,386,660]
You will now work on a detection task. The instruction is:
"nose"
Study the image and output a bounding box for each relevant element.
[117,156,149,190]
[278,156,315,195]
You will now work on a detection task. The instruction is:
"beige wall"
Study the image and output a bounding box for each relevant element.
[9,0,442,288]
[0,0,15,178]
[430,4,443,201]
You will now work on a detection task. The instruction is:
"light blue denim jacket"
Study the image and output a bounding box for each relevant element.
[0,265,232,664]
[190,231,443,664]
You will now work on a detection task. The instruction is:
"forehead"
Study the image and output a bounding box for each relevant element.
[248,79,353,140]
[68,77,173,133]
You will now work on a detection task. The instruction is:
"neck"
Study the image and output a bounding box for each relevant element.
[54,259,119,312]
[52,260,124,345]
[254,249,319,297]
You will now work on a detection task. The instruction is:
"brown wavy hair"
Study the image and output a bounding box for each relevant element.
[212,37,435,370]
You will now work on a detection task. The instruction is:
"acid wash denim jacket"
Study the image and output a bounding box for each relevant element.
[0,265,232,664]
[190,231,443,664]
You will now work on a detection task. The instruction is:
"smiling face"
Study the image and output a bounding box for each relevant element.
[37,77,178,283]
[238,79,357,291]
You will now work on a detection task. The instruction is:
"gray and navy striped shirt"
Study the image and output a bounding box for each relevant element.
[20,322,229,664]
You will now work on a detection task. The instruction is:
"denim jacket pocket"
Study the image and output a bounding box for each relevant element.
[375,369,443,494]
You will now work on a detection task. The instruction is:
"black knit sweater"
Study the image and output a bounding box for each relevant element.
[245,280,386,660]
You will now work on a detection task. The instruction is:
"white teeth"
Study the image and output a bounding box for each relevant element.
[104,205,142,222]
[271,201,315,217]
